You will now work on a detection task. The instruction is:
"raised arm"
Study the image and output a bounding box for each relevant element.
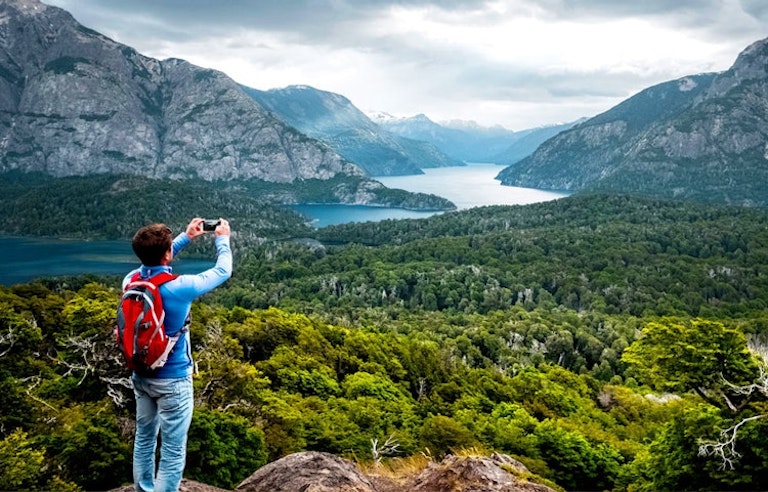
[172,217,206,256]
[171,219,232,298]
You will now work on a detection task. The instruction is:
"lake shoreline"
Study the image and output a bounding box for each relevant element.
[0,165,569,284]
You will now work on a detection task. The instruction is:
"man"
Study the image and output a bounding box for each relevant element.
[124,217,232,492]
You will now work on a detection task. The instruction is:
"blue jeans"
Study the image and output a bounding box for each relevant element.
[132,374,194,492]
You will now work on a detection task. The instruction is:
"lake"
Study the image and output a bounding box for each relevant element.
[1,164,567,285]
[293,163,568,227]
[1,237,217,286]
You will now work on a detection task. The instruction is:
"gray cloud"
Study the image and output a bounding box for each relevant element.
[742,0,768,16]
[43,0,768,129]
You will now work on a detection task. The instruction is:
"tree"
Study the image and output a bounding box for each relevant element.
[42,406,132,490]
[534,419,622,491]
[623,318,768,482]
[0,429,48,490]
[622,318,761,413]
[419,415,479,457]
[186,408,268,489]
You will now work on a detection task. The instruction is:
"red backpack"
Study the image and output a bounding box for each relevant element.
[115,272,182,374]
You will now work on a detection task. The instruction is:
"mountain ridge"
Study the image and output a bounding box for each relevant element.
[242,85,463,176]
[0,0,361,183]
[497,36,768,207]
[371,112,581,165]
[0,0,460,213]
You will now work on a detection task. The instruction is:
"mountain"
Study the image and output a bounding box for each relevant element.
[371,112,581,164]
[0,0,364,185]
[242,85,462,176]
[487,119,588,165]
[497,37,768,207]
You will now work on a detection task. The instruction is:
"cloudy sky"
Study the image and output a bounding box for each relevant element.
[45,0,768,130]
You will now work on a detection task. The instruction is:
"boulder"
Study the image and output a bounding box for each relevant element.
[236,451,378,492]
[404,453,557,492]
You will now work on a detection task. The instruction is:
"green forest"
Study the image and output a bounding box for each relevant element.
[0,171,453,241]
[2,191,768,491]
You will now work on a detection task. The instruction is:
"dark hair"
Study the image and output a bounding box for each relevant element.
[132,224,172,266]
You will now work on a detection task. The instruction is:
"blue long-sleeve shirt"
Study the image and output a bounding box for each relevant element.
[122,232,232,378]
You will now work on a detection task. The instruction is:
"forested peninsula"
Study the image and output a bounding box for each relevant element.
[3,193,768,491]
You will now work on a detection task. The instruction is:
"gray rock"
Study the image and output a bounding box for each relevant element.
[404,454,557,492]
[0,0,362,183]
[236,451,378,492]
[109,451,559,492]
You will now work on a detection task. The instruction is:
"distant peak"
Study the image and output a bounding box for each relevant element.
[366,110,400,123]
[284,84,315,91]
[442,118,480,129]
[411,113,433,123]
[441,119,511,131]
[4,0,51,15]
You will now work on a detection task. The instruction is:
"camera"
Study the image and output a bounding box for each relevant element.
[202,219,221,231]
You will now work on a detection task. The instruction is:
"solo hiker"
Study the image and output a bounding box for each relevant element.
[119,217,232,492]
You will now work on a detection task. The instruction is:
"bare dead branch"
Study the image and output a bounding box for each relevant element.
[748,334,768,364]
[18,375,58,412]
[0,326,18,357]
[720,365,768,400]
[371,434,401,465]
[698,414,767,470]
[99,375,133,407]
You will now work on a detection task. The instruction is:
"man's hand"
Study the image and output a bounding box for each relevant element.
[185,217,206,240]
[214,218,231,237]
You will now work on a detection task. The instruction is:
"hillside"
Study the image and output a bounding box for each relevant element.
[0,0,361,183]
[0,0,455,212]
[487,120,587,165]
[242,85,462,176]
[498,36,768,206]
[4,194,768,491]
[221,193,768,318]
[0,171,455,240]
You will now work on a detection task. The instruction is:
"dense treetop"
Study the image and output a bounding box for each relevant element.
[2,192,768,491]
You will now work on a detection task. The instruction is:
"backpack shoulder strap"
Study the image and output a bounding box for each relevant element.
[147,272,179,287]
[128,272,179,289]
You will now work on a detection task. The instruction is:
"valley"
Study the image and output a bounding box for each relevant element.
[2,1,768,491]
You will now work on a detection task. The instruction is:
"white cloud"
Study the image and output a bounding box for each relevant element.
[44,0,768,130]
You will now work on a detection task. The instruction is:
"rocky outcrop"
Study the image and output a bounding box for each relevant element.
[109,452,559,492]
[497,36,768,207]
[236,451,378,492]
[112,478,230,492]
[404,453,556,492]
[234,451,558,492]
[496,72,717,191]
[0,0,362,183]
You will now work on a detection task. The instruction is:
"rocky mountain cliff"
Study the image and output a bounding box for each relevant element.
[0,0,362,183]
[242,85,462,176]
[371,112,580,165]
[497,37,768,207]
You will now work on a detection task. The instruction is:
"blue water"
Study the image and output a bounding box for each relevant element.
[290,204,437,228]
[293,163,568,227]
[379,163,567,210]
[1,165,567,285]
[2,237,216,286]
